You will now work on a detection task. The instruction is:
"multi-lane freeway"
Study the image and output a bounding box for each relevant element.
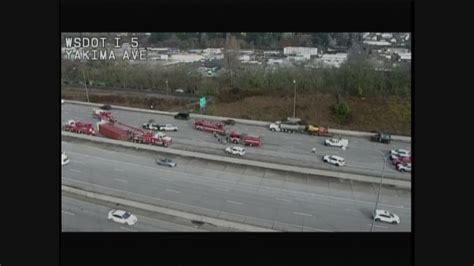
[61,103,412,179]
[61,141,411,232]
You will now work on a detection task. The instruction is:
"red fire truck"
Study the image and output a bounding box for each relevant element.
[193,120,226,134]
[229,131,262,147]
[62,120,96,135]
[92,108,115,123]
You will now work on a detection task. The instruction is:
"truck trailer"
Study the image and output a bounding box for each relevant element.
[97,121,172,147]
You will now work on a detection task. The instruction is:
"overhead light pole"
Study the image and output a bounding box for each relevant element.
[293,79,296,118]
[73,67,89,102]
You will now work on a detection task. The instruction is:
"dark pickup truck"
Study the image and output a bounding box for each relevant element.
[174,112,190,120]
[370,132,392,144]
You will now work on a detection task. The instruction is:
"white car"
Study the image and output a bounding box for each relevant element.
[62,152,70,166]
[142,122,160,131]
[373,209,400,224]
[324,138,349,149]
[159,124,178,131]
[175,89,184,93]
[154,132,172,142]
[397,162,412,172]
[322,155,345,166]
[108,210,138,225]
[225,146,246,156]
[389,149,411,159]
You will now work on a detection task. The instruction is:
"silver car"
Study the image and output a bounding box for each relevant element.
[156,158,177,167]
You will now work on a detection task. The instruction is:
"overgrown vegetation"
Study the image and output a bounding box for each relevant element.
[62,60,410,98]
[333,102,351,124]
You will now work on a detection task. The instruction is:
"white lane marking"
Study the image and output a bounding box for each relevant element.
[70,169,81,173]
[345,208,358,212]
[114,168,124,172]
[166,189,181,193]
[120,226,138,232]
[160,177,173,181]
[368,223,389,229]
[61,210,75,216]
[62,196,110,210]
[62,177,325,231]
[64,152,410,210]
[293,212,312,217]
[276,198,291,202]
[226,200,243,205]
[114,178,128,183]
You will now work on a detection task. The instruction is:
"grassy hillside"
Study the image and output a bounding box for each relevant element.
[62,88,411,136]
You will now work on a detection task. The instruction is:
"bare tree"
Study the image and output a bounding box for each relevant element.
[224,33,240,86]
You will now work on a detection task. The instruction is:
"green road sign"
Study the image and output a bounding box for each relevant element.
[199,97,206,108]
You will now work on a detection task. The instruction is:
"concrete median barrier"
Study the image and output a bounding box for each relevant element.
[61,131,411,189]
[62,185,276,232]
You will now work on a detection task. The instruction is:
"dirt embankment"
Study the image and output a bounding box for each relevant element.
[62,88,411,136]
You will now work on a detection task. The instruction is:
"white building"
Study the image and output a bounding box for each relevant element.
[203,48,222,55]
[317,53,348,68]
[240,50,254,54]
[390,48,410,54]
[147,47,170,53]
[399,53,411,61]
[363,40,392,46]
[283,47,318,57]
[268,59,284,65]
[264,50,281,56]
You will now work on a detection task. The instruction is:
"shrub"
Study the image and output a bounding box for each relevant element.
[333,102,351,124]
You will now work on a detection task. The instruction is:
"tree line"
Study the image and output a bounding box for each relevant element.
[147,32,361,51]
[61,58,410,99]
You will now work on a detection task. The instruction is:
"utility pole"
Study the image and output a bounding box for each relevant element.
[73,67,89,102]
[81,69,90,103]
[293,79,296,118]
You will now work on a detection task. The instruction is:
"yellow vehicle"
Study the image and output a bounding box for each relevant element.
[306,124,332,136]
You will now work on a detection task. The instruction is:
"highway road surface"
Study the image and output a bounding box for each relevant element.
[61,141,411,232]
[61,103,412,179]
[62,194,236,232]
